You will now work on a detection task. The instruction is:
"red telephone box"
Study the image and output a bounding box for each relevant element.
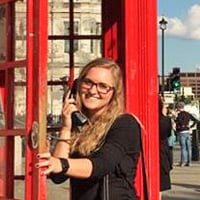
[0,0,159,199]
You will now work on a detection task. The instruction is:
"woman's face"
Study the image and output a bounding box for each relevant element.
[79,66,114,117]
[162,103,167,116]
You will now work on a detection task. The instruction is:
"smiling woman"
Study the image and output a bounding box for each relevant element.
[36,57,142,200]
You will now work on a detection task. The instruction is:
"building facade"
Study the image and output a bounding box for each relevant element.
[180,72,200,99]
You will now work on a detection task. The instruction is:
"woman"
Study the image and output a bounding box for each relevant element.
[159,98,172,199]
[36,58,141,200]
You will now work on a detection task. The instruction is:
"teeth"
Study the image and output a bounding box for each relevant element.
[87,96,98,100]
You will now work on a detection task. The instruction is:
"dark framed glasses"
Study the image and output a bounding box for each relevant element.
[80,78,114,94]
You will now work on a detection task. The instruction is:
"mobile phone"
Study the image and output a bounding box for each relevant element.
[69,79,88,127]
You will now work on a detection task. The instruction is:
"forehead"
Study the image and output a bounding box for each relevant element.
[85,66,114,82]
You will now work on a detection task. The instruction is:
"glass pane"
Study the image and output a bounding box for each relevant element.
[48,40,70,64]
[14,136,25,199]
[74,39,102,67]
[0,137,6,196]
[14,67,26,129]
[47,85,64,118]
[47,85,64,152]
[49,0,70,35]
[0,6,6,62]
[74,0,101,35]
[48,1,101,36]
[15,1,27,60]
[0,94,5,129]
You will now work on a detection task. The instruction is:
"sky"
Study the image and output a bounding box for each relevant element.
[158,0,200,75]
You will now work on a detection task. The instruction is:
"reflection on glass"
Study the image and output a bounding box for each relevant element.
[0,137,6,194]
[47,85,64,117]
[14,135,25,199]
[49,1,69,35]
[16,1,27,60]
[74,39,102,65]
[0,93,5,129]
[74,0,101,35]
[14,68,26,129]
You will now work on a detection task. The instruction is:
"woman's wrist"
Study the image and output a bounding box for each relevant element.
[59,158,69,174]
[59,126,71,139]
[60,126,70,132]
[57,138,71,144]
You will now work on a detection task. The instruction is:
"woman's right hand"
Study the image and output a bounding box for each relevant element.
[61,91,78,131]
[35,152,63,175]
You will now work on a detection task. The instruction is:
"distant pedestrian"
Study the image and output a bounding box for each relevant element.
[159,98,172,199]
[175,102,198,167]
[167,108,176,166]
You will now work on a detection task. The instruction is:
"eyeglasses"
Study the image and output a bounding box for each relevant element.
[80,78,114,94]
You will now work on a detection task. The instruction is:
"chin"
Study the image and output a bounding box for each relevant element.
[84,103,104,112]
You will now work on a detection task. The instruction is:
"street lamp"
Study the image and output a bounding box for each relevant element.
[159,17,168,97]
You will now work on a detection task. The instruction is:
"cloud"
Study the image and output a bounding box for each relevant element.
[158,4,200,40]
[187,4,200,39]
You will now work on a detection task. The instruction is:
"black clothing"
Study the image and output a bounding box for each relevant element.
[176,111,197,132]
[159,114,172,191]
[51,113,141,200]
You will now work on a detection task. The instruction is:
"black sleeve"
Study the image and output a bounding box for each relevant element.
[168,117,172,137]
[89,113,141,179]
[49,172,69,184]
[189,113,198,128]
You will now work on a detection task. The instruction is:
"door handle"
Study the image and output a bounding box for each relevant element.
[31,121,39,149]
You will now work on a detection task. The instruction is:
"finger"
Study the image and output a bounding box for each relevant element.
[62,98,75,113]
[42,166,54,175]
[65,90,71,102]
[35,160,49,168]
[37,152,51,159]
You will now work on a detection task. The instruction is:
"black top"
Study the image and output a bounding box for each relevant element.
[159,113,172,191]
[176,111,198,132]
[159,114,172,141]
[51,113,141,200]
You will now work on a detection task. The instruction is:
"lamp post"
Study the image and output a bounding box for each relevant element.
[159,17,168,97]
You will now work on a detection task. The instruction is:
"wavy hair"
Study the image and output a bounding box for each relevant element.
[70,58,125,155]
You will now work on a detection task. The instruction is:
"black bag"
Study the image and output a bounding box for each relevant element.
[103,174,109,200]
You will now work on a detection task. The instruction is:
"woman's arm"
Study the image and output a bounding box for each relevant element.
[52,127,71,159]
[36,153,93,178]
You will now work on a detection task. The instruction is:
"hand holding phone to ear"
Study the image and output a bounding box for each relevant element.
[63,79,88,128]
[69,79,88,127]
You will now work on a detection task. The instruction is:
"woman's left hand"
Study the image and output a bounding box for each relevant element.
[35,152,62,175]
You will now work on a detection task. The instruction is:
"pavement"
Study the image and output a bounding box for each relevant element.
[15,143,200,200]
[162,143,200,200]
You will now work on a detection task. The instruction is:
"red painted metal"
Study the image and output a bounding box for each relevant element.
[0,0,159,199]
[0,72,6,197]
[0,0,15,5]
[103,0,159,199]
[4,1,16,198]
[26,0,48,199]
[124,0,159,199]
[25,0,34,199]
[68,0,75,87]
[0,129,26,136]
[0,60,26,70]
[102,0,119,60]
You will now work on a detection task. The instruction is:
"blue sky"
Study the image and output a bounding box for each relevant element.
[158,0,200,75]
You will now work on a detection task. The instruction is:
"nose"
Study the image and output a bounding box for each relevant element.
[88,83,98,93]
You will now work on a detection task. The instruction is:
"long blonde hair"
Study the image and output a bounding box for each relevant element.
[70,58,125,155]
